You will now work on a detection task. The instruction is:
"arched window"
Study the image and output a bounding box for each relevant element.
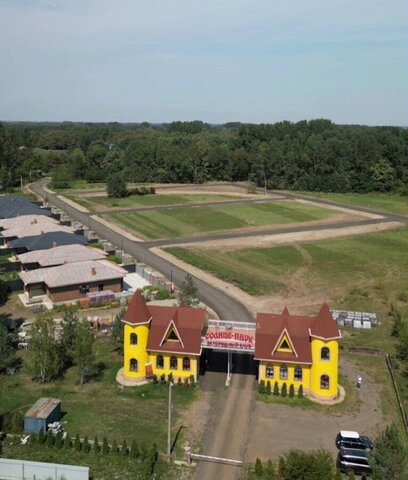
[183,357,191,371]
[170,356,178,370]
[280,365,288,380]
[130,333,138,346]
[156,355,164,369]
[320,374,330,390]
[294,367,302,381]
[129,358,138,372]
[266,364,274,378]
[321,347,330,360]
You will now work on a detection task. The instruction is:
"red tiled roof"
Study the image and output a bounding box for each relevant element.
[310,303,341,340]
[123,290,152,325]
[255,304,340,363]
[122,291,206,354]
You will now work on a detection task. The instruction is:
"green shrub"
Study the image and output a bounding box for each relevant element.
[168,372,173,383]
[82,435,90,453]
[265,459,276,477]
[130,439,139,458]
[102,437,109,455]
[111,439,119,454]
[273,381,279,396]
[150,187,156,194]
[178,377,182,386]
[46,430,55,446]
[289,384,295,398]
[93,436,99,453]
[281,383,287,397]
[38,429,46,444]
[122,439,128,455]
[190,374,196,386]
[348,470,355,480]
[258,380,265,394]
[160,373,166,384]
[255,457,263,476]
[297,384,304,399]
[152,374,158,384]
[55,432,63,449]
[74,433,81,451]
[63,435,71,449]
[266,380,272,395]
[3,411,23,433]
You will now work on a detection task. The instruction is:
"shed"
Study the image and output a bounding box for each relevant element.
[24,397,61,434]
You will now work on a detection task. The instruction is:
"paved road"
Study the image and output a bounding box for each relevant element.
[31,180,254,323]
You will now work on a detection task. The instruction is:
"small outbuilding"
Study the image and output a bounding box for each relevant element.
[24,397,61,434]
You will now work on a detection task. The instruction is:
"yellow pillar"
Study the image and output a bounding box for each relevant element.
[123,323,149,379]
[310,339,339,399]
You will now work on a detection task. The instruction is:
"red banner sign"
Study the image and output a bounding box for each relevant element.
[203,328,255,351]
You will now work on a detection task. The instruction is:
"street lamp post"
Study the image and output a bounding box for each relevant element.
[167,380,174,457]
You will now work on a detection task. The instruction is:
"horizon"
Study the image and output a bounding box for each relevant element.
[1,0,407,126]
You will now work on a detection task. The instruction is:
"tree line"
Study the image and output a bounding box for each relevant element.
[1,119,407,193]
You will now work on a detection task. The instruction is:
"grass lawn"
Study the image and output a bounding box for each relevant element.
[0,338,198,453]
[70,193,235,211]
[299,191,408,215]
[108,200,336,239]
[167,245,303,295]
[54,180,107,191]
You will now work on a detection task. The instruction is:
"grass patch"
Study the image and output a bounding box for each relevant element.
[299,191,408,215]
[167,245,303,295]
[0,338,198,452]
[109,200,336,239]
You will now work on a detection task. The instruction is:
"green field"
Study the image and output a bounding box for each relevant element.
[108,200,336,239]
[0,338,197,452]
[299,191,408,215]
[70,193,235,211]
[166,226,408,302]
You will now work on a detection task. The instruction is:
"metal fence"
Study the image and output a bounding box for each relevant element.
[0,458,89,480]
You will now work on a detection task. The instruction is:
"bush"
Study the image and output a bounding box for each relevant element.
[168,372,173,384]
[152,374,158,384]
[160,373,166,384]
[190,374,195,386]
[93,436,99,453]
[0,279,9,305]
[74,433,81,451]
[82,435,90,453]
[102,437,109,455]
[178,377,182,386]
[348,471,355,480]
[55,432,63,449]
[273,381,279,396]
[150,187,156,194]
[46,430,55,446]
[297,384,304,399]
[266,380,272,395]
[122,439,128,455]
[289,384,295,398]
[281,383,287,397]
[255,457,263,476]
[63,435,71,449]
[38,429,46,444]
[184,377,189,386]
[2,411,23,433]
[130,439,139,458]
[111,439,119,454]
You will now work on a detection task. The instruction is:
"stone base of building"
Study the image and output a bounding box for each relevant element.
[307,384,345,405]
[116,368,149,387]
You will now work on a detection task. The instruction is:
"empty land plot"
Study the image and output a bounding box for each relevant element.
[166,226,408,303]
[108,201,337,239]
[69,193,236,211]
[299,191,408,215]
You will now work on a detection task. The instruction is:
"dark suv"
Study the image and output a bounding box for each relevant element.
[336,431,373,451]
[337,448,372,476]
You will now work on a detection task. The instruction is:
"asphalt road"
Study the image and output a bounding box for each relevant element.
[31,180,254,323]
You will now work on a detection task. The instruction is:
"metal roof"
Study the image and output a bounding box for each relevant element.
[25,397,61,419]
[17,244,108,267]
[2,223,74,239]
[20,259,127,288]
[0,215,59,230]
[10,232,89,251]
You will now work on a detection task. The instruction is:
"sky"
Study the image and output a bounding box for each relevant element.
[0,0,407,125]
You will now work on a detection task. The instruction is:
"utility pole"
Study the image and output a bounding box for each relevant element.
[167,380,173,457]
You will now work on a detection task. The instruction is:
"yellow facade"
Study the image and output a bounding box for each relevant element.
[258,337,339,400]
[123,323,199,381]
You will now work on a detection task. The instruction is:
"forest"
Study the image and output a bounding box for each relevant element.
[0,119,407,193]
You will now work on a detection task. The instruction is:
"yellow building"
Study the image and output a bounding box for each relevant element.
[255,305,341,400]
[122,291,206,382]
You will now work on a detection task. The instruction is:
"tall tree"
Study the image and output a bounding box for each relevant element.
[369,424,408,479]
[178,273,199,307]
[0,322,14,373]
[29,314,60,383]
[72,320,95,386]
[61,309,79,366]
[106,172,128,198]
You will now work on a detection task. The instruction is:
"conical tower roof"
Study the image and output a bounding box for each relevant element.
[123,290,152,325]
[310,303,341,340]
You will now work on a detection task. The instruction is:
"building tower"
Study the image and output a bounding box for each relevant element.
[122,290,152,379]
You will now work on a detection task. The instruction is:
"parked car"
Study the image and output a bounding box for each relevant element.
[336,430,373,451]
[336,447,372,476]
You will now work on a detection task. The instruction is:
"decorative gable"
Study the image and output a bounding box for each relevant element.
[272,328,298,357]
[160,320,184,348]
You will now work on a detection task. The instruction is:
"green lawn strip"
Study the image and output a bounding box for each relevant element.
[55,180,107,191]
[298,191,408,215]
[109,200,336,239]
[2,439,179,480]
[0,339,197,453]
[166,246,303,295]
